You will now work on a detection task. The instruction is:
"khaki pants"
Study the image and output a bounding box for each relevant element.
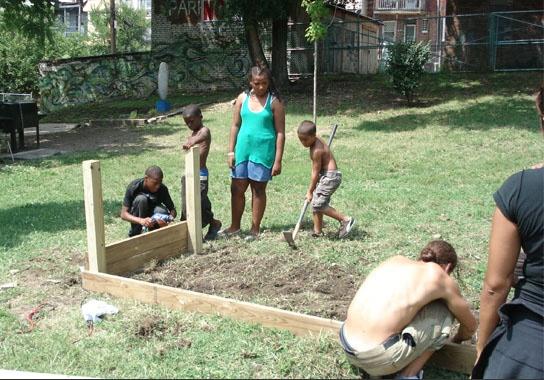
[342,301,454,377]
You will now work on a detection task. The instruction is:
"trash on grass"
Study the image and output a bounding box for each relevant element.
[81,299,119,324]
[0,282,16,290]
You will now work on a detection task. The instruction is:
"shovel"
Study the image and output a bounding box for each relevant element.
[283,124,339,248]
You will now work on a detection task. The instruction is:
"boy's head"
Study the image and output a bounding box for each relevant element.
[183,104,203,131]
[297,120,317,147]
[419,240,458,275]
[143,165,163,193]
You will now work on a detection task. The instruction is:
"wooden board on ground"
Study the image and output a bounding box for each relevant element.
[81,269,340,337]
[81,269,476,374]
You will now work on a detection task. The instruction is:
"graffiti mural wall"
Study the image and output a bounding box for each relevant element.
[39,20,250,112]
[39,53,157,112]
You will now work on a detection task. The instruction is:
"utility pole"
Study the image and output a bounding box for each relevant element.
[110,0,116,54]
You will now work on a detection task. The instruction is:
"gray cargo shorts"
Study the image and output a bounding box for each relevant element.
[312,170,342,212]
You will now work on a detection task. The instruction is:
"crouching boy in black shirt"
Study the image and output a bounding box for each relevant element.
[120,166,177,237]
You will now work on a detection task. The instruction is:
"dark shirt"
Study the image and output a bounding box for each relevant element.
[493,168,544,316]
[123,178,175,212]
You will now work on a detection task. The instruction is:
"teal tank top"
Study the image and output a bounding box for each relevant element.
[235,92,276,169]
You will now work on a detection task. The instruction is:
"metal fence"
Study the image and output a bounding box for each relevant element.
[285,11,543,76]
[286,21,381,78]
[401,10,544,72]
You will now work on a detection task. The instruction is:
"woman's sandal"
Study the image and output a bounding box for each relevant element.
[217,228,241,238]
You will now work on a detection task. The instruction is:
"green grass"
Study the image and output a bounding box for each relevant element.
[1,72,542,378]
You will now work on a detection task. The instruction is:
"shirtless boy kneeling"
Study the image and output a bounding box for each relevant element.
[340,240,477,379]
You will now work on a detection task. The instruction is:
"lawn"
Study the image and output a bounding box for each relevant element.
[0,72,542,378]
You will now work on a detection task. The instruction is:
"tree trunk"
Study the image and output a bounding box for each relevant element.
[244,20,268,67]
[110,0,116,54]
[272,18,289,88]
[271,0,302,88]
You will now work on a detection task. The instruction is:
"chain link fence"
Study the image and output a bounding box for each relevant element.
[284,11,543,77]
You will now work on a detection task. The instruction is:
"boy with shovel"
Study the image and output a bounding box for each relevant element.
[297,120,355,238]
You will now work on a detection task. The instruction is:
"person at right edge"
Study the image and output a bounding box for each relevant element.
[472,87,544,379]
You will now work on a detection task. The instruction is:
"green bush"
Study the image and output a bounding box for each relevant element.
[0,28,41,93]
[0,24,94,94]
[385,42,431,104]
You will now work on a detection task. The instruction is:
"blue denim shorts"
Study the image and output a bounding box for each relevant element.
[231,161,272,182]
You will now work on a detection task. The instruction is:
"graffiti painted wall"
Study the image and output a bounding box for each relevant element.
[39,52,157,112]
[39,20,250,112]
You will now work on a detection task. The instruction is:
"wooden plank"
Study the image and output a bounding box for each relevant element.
[81,269,477,374]
[105,222,187,264]
[107,239,188,275]
[185,146,202,254]
[82,160,106,273]
[428,341,476,375]
[81,270,340,336]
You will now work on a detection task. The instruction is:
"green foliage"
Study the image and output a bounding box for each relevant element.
[0,26,41,93]
[88,0,150,54]
[0,2,150,94]
[301,0,328,42]
[43,25,95,60]
[0,18,93,93]
[385,42,431,104]
[0,0,56,46]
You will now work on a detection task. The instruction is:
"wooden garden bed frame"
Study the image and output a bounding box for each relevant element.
[81,147,476,375]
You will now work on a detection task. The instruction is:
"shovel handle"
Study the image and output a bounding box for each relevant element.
[292,199,310,240]
[326,124,338,148]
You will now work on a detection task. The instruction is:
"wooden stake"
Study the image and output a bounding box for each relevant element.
[185,146,202,254]
[82,160,106,272]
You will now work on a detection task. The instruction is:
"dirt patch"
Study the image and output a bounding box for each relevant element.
[19,122,178,154]
[136,316,167,338]
[132,248,358,320]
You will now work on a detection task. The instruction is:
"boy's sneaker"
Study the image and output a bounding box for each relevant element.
[204,220,222,241]
[311,231,324,238]
[338,217,355,238]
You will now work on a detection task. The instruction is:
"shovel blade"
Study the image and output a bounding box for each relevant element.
[282,230,297,248]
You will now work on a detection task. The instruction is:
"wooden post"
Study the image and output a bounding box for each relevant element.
[185,146,202,254]
[82,160,106,272]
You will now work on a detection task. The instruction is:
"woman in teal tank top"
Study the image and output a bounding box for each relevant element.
[220,66,286,240]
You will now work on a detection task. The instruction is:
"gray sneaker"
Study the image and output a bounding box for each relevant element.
[338,217,355,238]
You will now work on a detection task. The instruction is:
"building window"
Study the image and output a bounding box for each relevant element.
[404,24,416,43]
[383,21,396,42]
[421,18,428,33]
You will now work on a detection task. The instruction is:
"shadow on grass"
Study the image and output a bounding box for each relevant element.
[0,200,119,249]
[284,72,539,119]
[3,122,182,168]
[355,96,538,132]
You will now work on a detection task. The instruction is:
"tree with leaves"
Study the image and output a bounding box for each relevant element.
[301,0,328,123]
[0,0,57,51]
[88,0,150,54]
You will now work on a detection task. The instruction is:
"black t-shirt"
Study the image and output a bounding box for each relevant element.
[123,178,175,212]
[494,168,544,315]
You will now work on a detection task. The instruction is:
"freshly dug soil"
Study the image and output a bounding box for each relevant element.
[132,246,359,320]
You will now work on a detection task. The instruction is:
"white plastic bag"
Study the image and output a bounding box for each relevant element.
[81,299,119,324]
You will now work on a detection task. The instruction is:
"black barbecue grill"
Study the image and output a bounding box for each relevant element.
[0,93,40,152]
